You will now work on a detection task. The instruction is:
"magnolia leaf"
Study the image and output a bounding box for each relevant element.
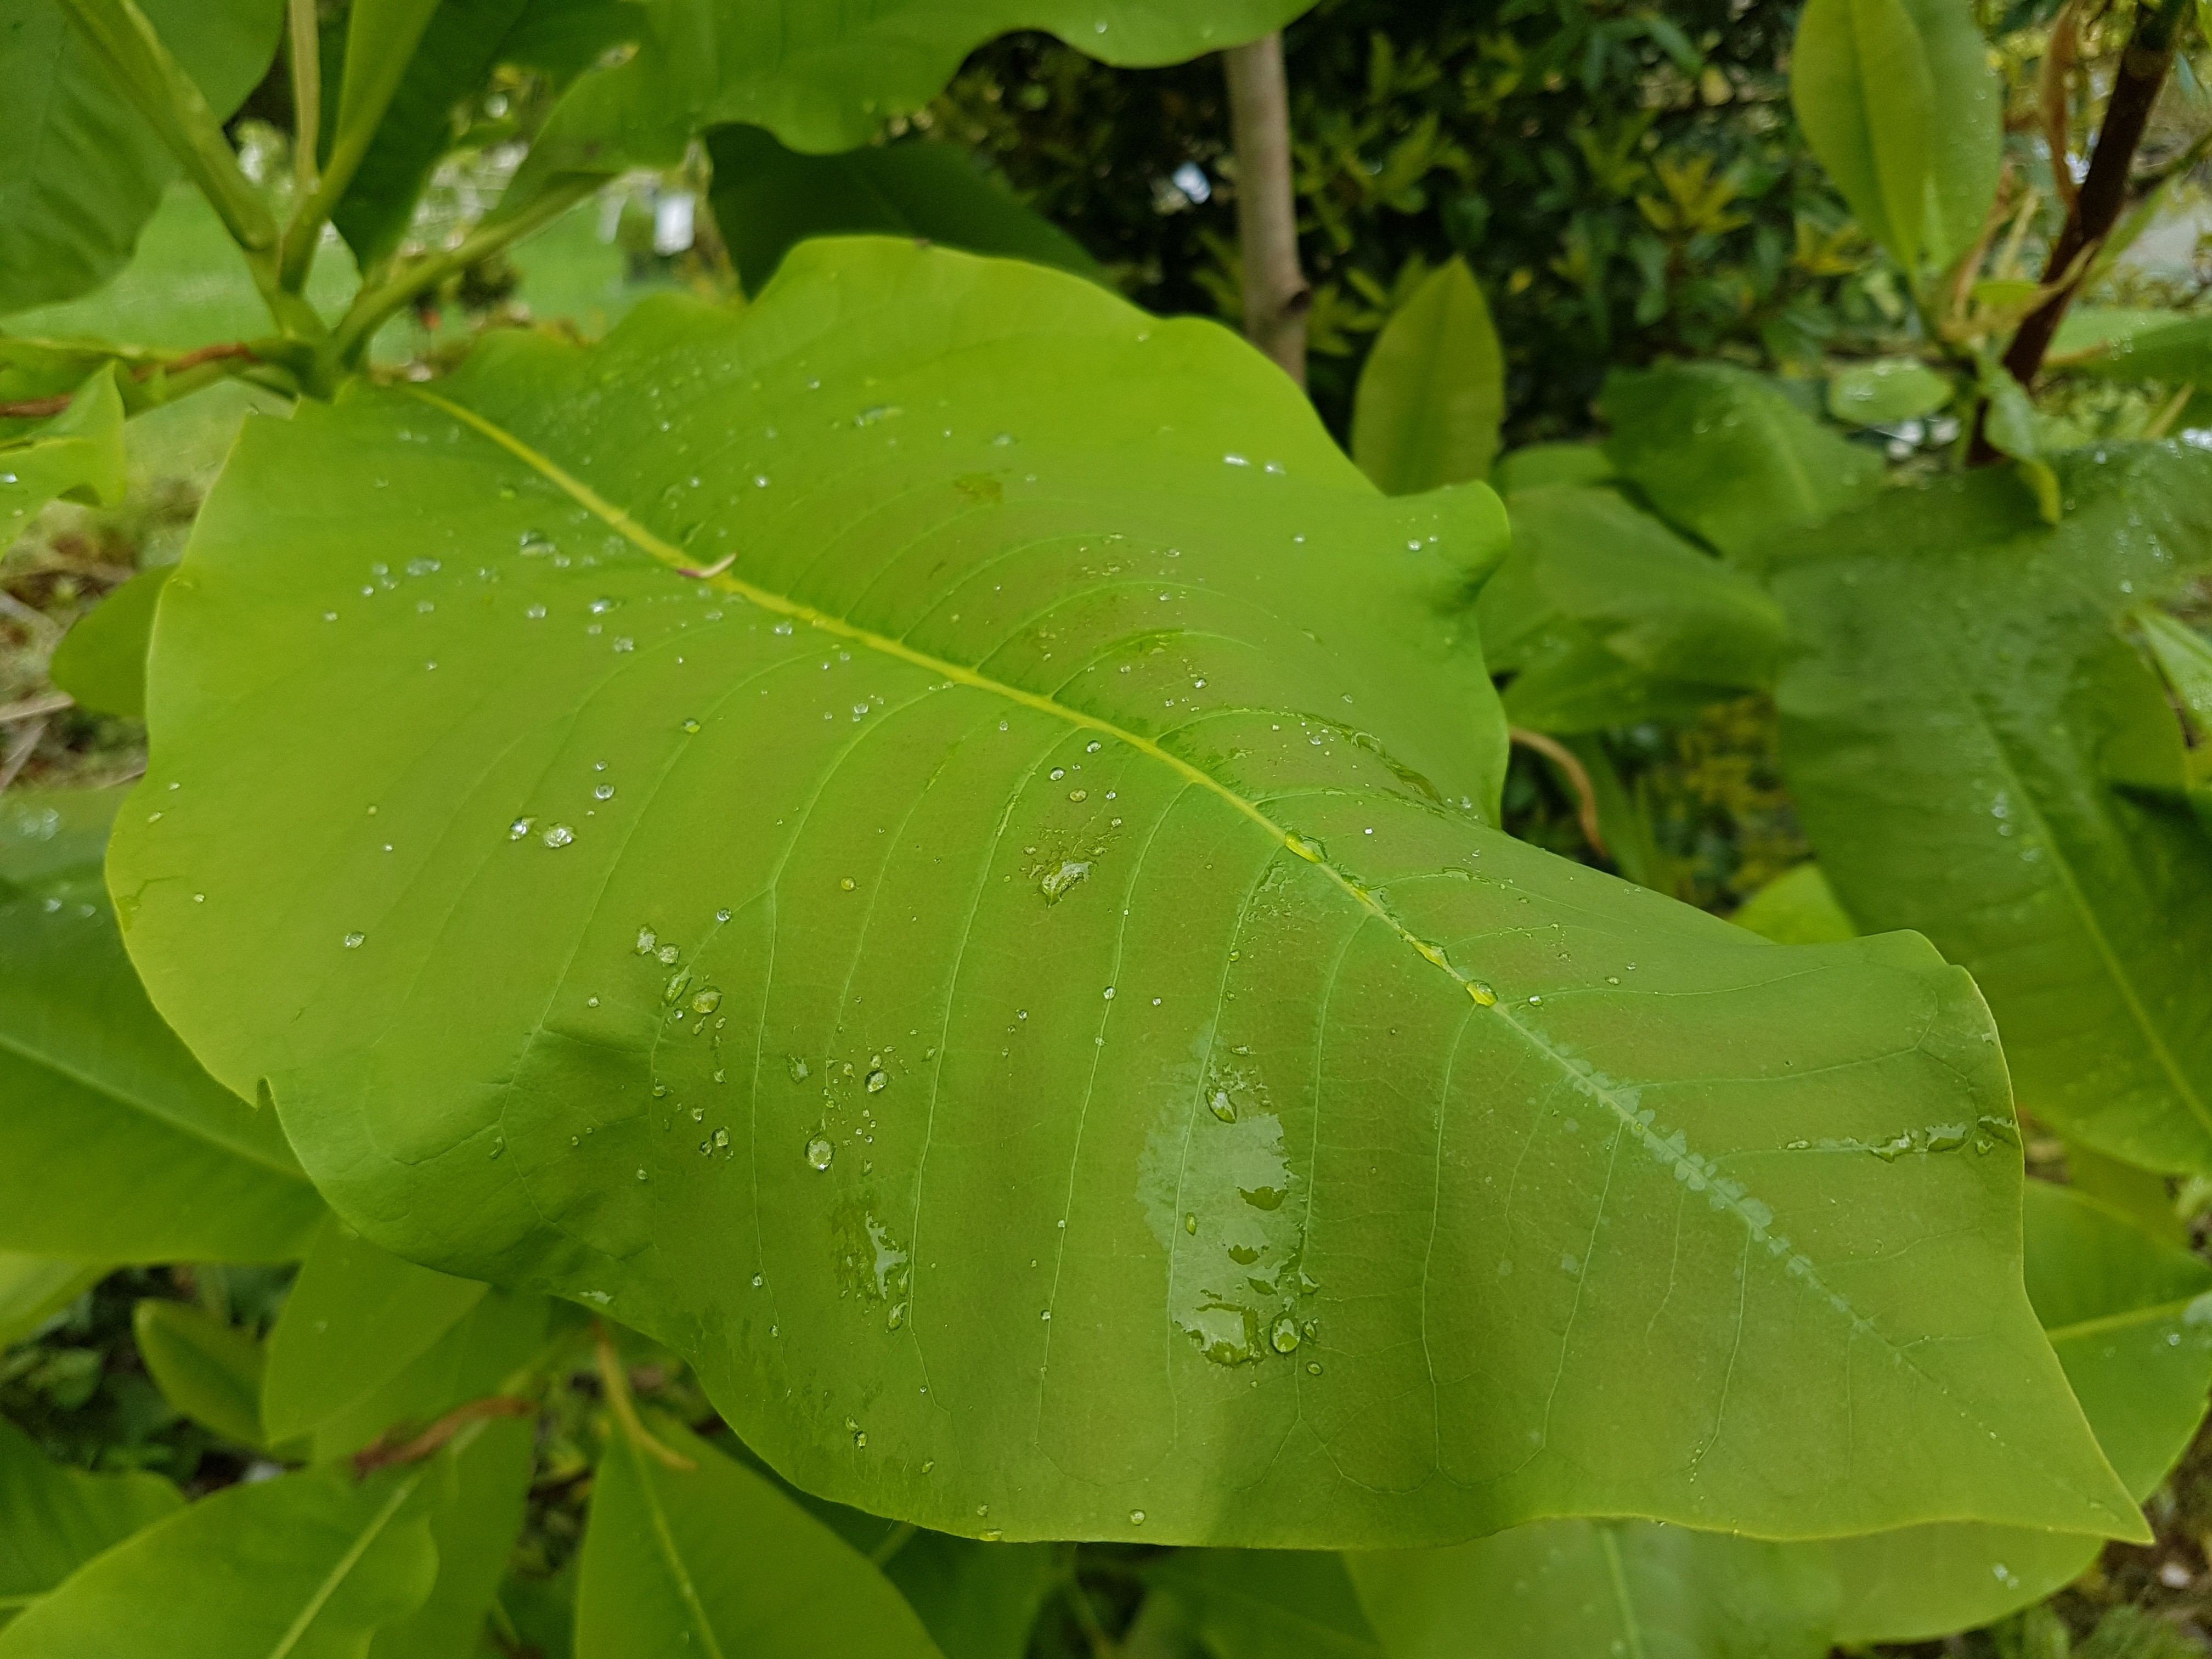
[1351,258,1504,495]
[0,791,324,1264]
[114,240,2134,1548]
[501,0,1307,216]
[1729,864,1857,946]
[2050,312,2212,386]
[877,1531,1058,1659]
[1491,443,1614,496]
[49,566,171,720]
[0,1456,449,1659]
[0,1257,109,1348]
[366,1417,534,1659]
[707,126,1103,297]
[1,368,126,539]
[2136,608,2212,749]
[0,1418,181,1630]
[1600,364,1882,567]
[577,1414,946,1659]
[1139,1550,1383,1658]
[262,1212,489,1446]
[131,1299,273,1449]
[0,0,280,312]
[306,1287,552,1464]
[1825,358,1952,428]
[1776,448,2212,1175]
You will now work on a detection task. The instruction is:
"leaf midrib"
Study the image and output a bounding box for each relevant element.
[267,1468,424,1659]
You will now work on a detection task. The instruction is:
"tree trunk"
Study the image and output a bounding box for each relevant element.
[1223,32,1308,387]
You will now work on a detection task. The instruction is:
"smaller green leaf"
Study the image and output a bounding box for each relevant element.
[0,1455,448,1659]
[706,126,1104,296]
[1350,257,1504,494]
[1140,1551,1383,1658]
[366,1415,535,1659]
[1730,862,1858,945]
[0,1256,110,1348]
[576,1413,946,1659]
[1490,442,1614,496]
[0,788,129,890]
[877,1532,1057,1659]
[262,1212,489,1446]
[2052,311,2212,386]
[0,367,126,539]
[48,565,170,719]
[2136,608,2212,747]
[1826,358,1951,427]
[308,1286,552,1463]
[1601,363,1882,565]
[0,1417,181,1629]
[2063,1139,2187,1249]
[131,1298,271,1449]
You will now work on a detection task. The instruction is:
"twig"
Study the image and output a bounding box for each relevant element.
[1223,32,1308,387]
[1509,726,1609,859]
[350,1395,534,1477]
[0,591,61,644]
[0,718,48,795]
[592,1320,696,1471]
[0,342,259,419]
[2143,381,2197,440]
[0,691,74,722]
[2040,1,2082,217]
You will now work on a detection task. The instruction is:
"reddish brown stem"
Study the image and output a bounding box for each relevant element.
[351,1395,533,1477]
[1510,727,1610,859]
[0,342,260,419]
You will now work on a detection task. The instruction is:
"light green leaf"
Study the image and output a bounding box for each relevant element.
[366,1416,534,1659]
[131,1297,272,1448]
[1775,447,2212,1176]
[706,126,1105,297]
[501,0,1307,215]
[307,1286,552,1464]
[0,788,131,889]
[576,1414,946,1659]
[1351,1520,1839,1659]
[2051,312,2212,386]
[1140,1550,1382,1657]
[1350,258,1504,494]
[0,0,280,312]
[1601,363,1883,567]
[0,1455,448,1659]
[0,1257,109,1348]
[1490,442,1614,497]
[1826,358,1952,427]
[0,794,324,1263]
[0,1417,181,1630]
[1,368,126,540]
[1729,864,1857,946]
[114,240,2134,1548]
[2136,608,2212,754]
[1788,0,1999,275]
[48,566,171,719]
[263,1213,490,1447]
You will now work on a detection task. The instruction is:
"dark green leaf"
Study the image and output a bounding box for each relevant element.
[1141,1550,1382,1657]
[49,566,171,720]
[366,1416,534,1659]
[576,1414,945,1658]
[130,1298,270,1449]
[1350,258,1504,494]
[706,126,1104,296]
[0,1257,109,1347]
[1775,447,2212,1175]
[0,1417,180,1630]
[112,241,2134,1548]
[879,1532,1057,1659]
[1601,364,1883,566]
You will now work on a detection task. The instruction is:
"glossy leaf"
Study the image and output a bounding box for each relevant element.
[1,368,126,540]
[503,0,1306,214]
[131,1298,270,1448]
[0,0,280,312]
[0,1455,448,1659]
[0,794,324,1263]
[1728,864,1857,946]
[576,1414,945,1659]
[48,565,170,719]
[114,240,2132,1548]
[1601,364,1882,567]
[262,1213,489,1446]
[1774,448,2212,1175]
[1826,358,1952,427]
[1788,0,2000,275]
[707,126,1104,297]
[0,1418,180,1630]
[1351,258,1504,495]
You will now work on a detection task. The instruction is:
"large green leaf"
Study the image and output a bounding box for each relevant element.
[577,1414,946,1659]
[262,1213,489,1445]
[114,240,2134,1548]
[1788,0,2000,276]
[1350,258,1504,495]
[0,1454,449,1659]
[1,368,125,540]
[0,792,324,1263]
[0,0,280,313]
[1774,448,2212,1175]
[1600,364,1882,568]
[1348,1180,2212,1654]
[503,0,1307,214]
[706,125,1105,296]
[0,1418,180,1631]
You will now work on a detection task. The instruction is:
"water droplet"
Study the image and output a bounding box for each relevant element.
[488,1138,505,1159]
[691,988,721,1014]
[1040,860,1091,900]
[888,1302,907,1330]
[664,968,692,1002]
[636,1167,648,1181]
[1184,1212,1198,1234]
[1069,788,1087,802]
[1284,833,1324,863]
[1085,741,1102,753]
[541,823,574,848]
[594,783,615,800]
[713,1127,730,1150]
[657,944,679,964]
[1128,1509,1146,1525]
[681,718,702,733]
[853,1429,867,1448]
[1468,981,1498,1007]
[342,932,365,949]
[839,877,857,891]
[1102,985,1115,1000]
[806,1136,834,1171]
[1049,767,1066,781]
[510,817,535,839]
[866,1068,888,1093]
[636,927,657,954]
[1209,1091,1237,1124]
[1305,1361,1322,1375]
[1269,1315,1301,1353]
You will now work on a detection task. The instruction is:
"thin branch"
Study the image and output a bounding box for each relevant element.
[2040,1,2082,217]
[1223,32,1308,387]
[1510,727,1609,859]
[0,692,74,723]
[0,342,260,419]
[592,1321,697,1471]
[0,719,48,795]
[351,1395,534,1477]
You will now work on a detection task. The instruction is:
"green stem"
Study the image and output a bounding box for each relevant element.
[289,0,321,202]
[1060,1548,1119,1659]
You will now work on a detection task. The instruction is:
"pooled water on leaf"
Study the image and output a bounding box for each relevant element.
[806,1136,834,1170]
